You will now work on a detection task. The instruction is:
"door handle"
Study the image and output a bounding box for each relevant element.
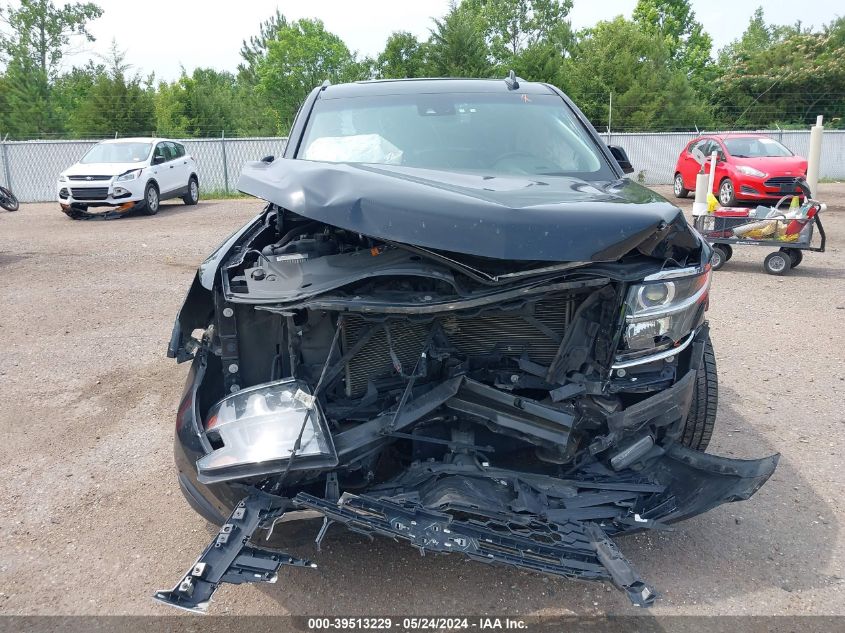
[169,165,175,169]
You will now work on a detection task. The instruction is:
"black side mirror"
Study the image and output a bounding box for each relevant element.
[261,155,275,164]
[608,145,634,174]
[153,154,166,165]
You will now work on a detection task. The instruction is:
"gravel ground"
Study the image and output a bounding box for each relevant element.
[1,184,844,617]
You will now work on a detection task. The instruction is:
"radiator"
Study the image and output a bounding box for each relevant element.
[340,293,579,397]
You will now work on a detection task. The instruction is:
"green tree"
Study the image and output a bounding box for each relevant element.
[715,16,845,128]
[377,31,429,78]
[0,0,102,138]
[471,0,572,66]
[428,2,493,77]
[238,9,288,86]
[71,43,155,137]
[255,18,368,134]
[633,0,712,89]
[52,61,102,132]
[155,68,242,137]
[565,17,710,131]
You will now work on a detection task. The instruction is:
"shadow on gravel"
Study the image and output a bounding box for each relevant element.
[248,384,836,615]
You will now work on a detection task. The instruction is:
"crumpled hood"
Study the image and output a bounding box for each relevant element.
[238,159,700,262]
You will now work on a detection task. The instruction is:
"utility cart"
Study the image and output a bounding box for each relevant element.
[692,180,826,275]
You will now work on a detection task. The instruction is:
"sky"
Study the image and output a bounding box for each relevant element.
[55,0,840,81]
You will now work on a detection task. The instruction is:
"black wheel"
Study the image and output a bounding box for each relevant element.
[673,173,689,198]
[680,333,718,452]
[781,248,803,268]
[721,244,733,261]
[710,246,728,270]
[0,186,19,212]
[763,251,791,275]
[718,178,737,206]
[142,182,160,216]
[182,176,199,205]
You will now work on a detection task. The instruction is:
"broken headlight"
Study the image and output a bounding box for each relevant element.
[619,266,711,357]
[197,379,338,484]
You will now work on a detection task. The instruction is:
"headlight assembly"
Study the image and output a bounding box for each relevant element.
[619,266,711,359]
[197,379,338,484]
[116,169,142,182]
[737,165,766,178]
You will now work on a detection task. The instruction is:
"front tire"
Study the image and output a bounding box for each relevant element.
[142,182,160,216]
[673,173,689,198]
[764,251,791,275]
[710,246,728,270]
[0,186,19,212]
[680,334,717,452]
[718,178,737,206]
[782,248,803,268]
[182,177,199,205]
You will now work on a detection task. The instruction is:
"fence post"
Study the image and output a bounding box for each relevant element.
[221,130,229,193]
[0,138,11,192]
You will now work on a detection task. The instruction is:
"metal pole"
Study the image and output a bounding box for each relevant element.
[1,138,12,192]
[806,115,824,199]
[221,130,229,193]
[607,92,612,144]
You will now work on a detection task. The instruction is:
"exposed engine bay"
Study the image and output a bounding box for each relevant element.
[157,201,779,613]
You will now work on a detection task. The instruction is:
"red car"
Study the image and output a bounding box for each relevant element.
[673,133,808,206]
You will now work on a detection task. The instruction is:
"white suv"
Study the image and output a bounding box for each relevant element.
[57,138,199,219]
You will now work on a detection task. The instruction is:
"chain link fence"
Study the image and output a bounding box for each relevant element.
[598,130,845,185]
[2,131,844,203]
[0,136,288,203]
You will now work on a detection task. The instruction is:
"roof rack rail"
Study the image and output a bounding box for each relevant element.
[504,70,520,90]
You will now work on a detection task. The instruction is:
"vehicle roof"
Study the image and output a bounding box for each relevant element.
[698,133,776,140]
[98,137,178,144]
[321,77,557,99]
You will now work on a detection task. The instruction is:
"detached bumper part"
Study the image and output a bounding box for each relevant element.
[154,494,314,613]
[296,492,656,607]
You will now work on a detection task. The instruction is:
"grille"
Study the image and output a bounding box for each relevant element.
[70,187,109,200]
[763,177,800,189]
[341,293,579,397]
[68,175,112,181]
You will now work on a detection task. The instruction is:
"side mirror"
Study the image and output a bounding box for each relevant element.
[153,154,166,165]
[608,145,634,174]
[260,155,275,164]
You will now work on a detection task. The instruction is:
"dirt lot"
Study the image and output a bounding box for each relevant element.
[1,184,844,617]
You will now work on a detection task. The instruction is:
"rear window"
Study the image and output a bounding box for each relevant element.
[299,92,615,180]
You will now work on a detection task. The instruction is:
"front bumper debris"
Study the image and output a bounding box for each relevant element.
[156,444,777,611]
[60,201,139,220]
[153,494,314,613]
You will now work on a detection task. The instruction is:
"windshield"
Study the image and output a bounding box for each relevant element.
[299,93,614,179]
[724,137,793,158]
[81,142,152,164]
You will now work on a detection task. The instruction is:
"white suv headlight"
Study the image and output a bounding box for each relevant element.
[116,169,142,182]
[619,266,711,357]
[737,165,766,178]
[58,175,68,182]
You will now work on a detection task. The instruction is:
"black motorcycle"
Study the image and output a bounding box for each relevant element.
[0,185,19,211]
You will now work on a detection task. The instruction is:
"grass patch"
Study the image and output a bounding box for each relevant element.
[818,177,843,184]
[202,188,253,200]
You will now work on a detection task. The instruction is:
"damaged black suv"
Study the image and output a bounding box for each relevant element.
[157,78,778,612]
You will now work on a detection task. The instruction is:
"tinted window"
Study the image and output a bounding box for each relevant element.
[724,137,793,158]
[174,143,186,158]
[299,93,615,179]
[81,142,151,164]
